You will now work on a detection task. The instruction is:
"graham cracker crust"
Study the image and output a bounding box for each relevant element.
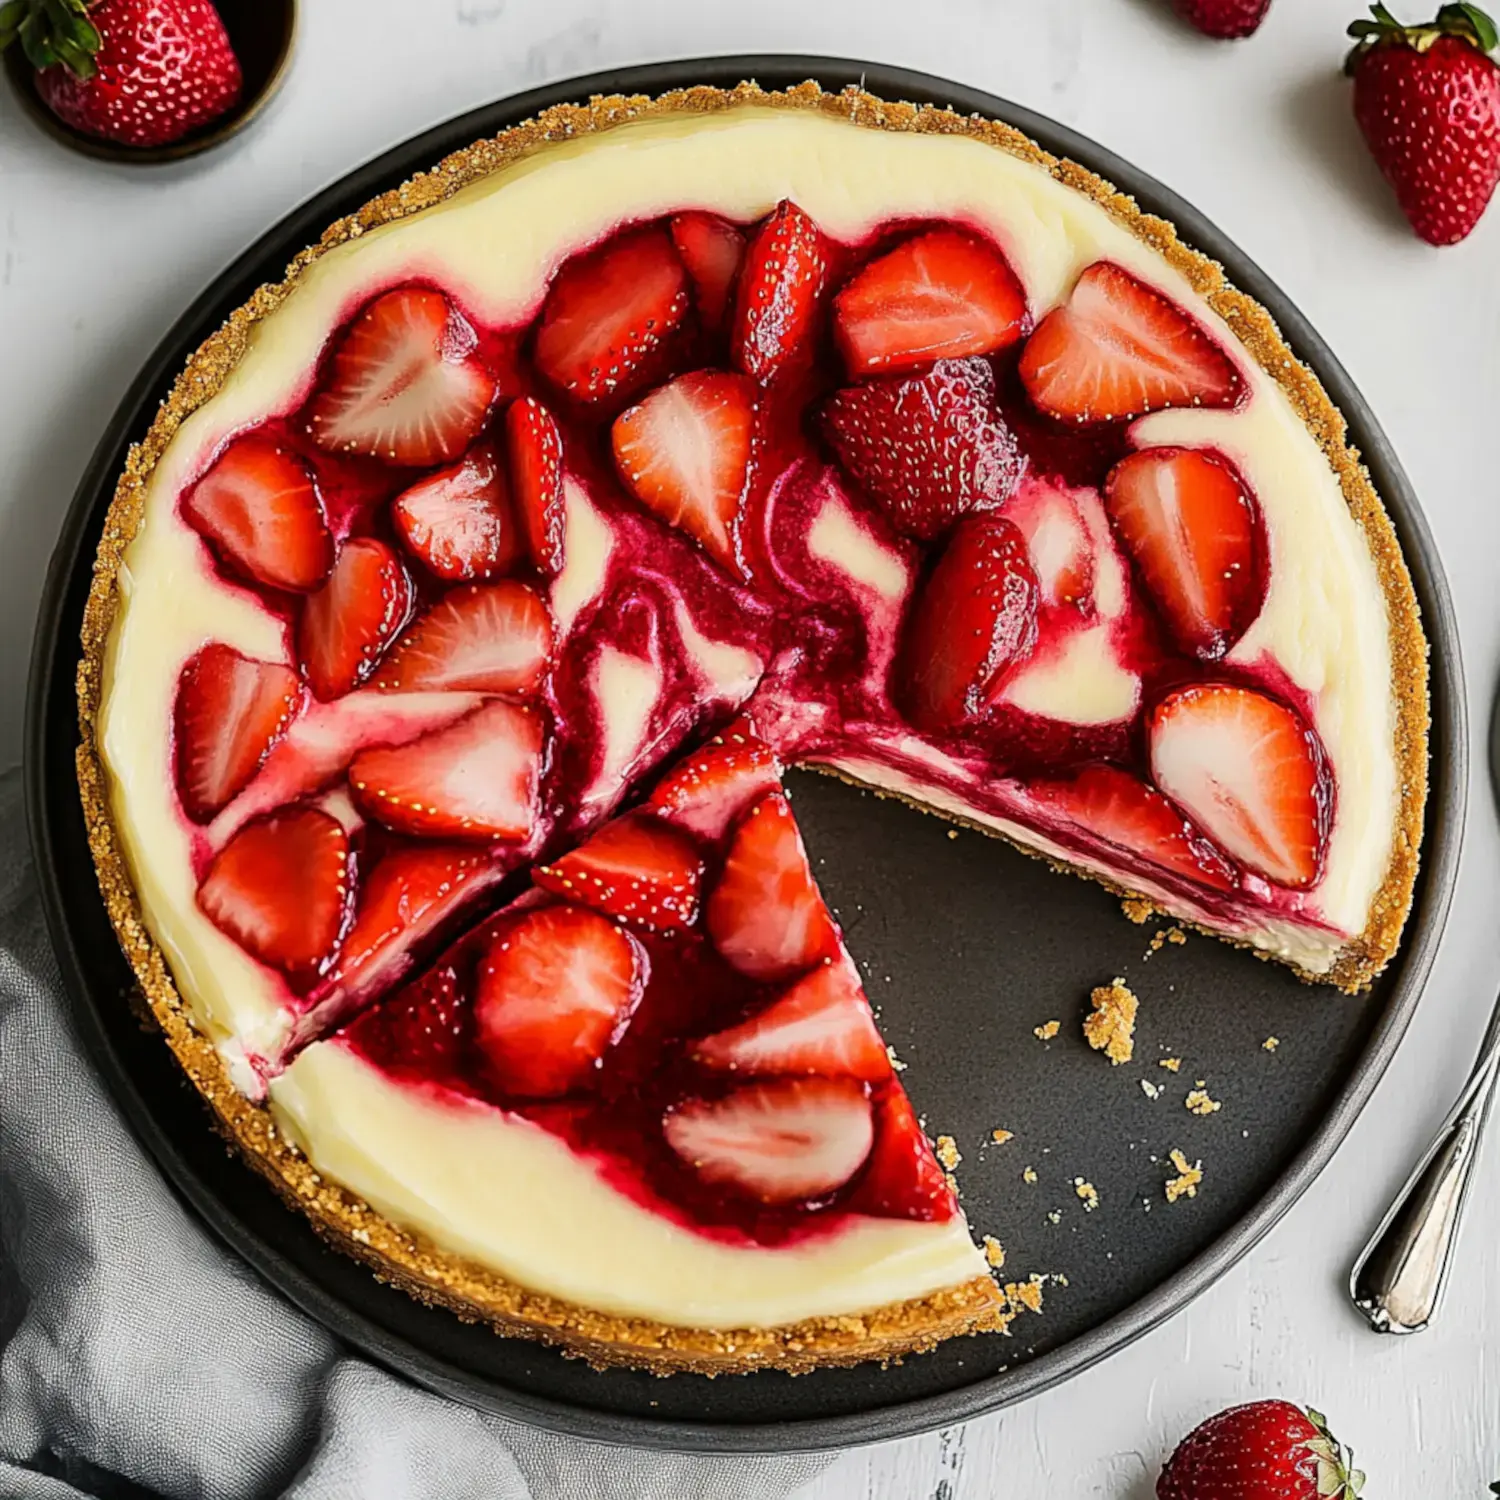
[74,79,1429,1371]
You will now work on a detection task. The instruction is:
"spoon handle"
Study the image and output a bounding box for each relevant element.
[1349,1002,1500,1334]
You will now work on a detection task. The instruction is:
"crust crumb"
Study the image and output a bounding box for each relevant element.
[935,1135,962,1171]
[1003,1275,1046,1315]
[1023,1166,1039,1185]
[1263,1036,1280,1052]
[990,1128,1014,1145]
[1140,1077,1161,1100]
[1033,1019,1061,1041]
[1160,1056,1183,1073]
[1166,1149,1204,1202]
[1121,897,1155,924]
[1073,1177,1100,1211]
[982,1235,1007,1270]
[1185,1084,1222,1117]
[1084,978,1138,1064]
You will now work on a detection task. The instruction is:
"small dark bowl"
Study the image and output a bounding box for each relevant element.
[2,0,296,164]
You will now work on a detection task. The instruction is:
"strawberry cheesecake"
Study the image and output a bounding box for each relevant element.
[76,81,1428,1372]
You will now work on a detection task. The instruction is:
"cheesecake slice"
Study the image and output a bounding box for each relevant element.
[268,721,1002,1371]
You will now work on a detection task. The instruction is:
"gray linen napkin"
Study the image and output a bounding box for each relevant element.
[0,768,833,1499]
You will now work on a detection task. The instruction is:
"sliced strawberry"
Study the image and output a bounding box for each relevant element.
[848,1088,957,1222]
[1019,261,1241,423]
[611,370,755,574]
[1104,446,1261,658]
[349,963,470,1077]
[833,229,1027,377]
[390,441,520,582]
[349,698,544,841]
[505,396,566,577]
[297,538,413,701]
[197,806,350,975]
[306,287,496,466]
[646,718,780,841]
[732,200,830,384]
[476,904,645,1096]
[663,1077,874,1205]
[706,791,838,981]
[175,645,303,822]
[184,438,333,593]
[821,357,1021,541]
[374,580,554,695]
[897,513,1039,733]
[332,844,494,995]
[1149,684,1330,890]
[533,226,690,405]
[1030,763,1235,891]
[1003,476,1096,611]
[695,957,891,1081]
[534,814,705,933]
[670,211,746,332]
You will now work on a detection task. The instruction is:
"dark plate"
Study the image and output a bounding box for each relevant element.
[23,57,1466,1453]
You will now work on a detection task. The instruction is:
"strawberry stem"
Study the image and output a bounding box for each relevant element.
[0,0,101,79]
[1347,0,1499,65]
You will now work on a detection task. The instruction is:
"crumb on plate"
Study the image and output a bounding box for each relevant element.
[1084,977,1138,1065]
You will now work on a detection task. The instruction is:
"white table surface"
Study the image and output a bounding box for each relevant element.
[4,0,1499,1493]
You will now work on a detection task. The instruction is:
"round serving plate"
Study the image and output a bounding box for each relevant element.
[24,56,1466,1453]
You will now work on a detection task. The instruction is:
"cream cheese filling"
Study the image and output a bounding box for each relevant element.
[100,107,1397,1059]
[270,1042,986,1329]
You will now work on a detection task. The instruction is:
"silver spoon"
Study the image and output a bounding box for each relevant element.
[1348,700,1500,1334]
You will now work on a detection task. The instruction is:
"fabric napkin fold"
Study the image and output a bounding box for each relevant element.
[0,767,833,1499]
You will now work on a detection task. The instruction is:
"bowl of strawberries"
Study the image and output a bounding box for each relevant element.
[0,0,296,162]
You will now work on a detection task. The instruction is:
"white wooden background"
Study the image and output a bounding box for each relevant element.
[4,1,1499,1493]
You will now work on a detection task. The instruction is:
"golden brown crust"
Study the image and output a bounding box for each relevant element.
[75,78,1429,1369]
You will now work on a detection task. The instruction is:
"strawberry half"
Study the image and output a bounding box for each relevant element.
[694,957,891,1082]
[611,369,755,575]
[351,963,470,1078]
[476,904,645,1097]
[174,644,303,822]
[732,200,831,384]
[306,287,496,466]
[183,438,332,594]
[1030,764,1235,891]
[1003,476,1097,612]
[706,791,838,981]
[821,357,1021,541]
[534,813,705,933]
[533,225,690,405]
[197,806,351,976]
[1149,684,1330,890]
[1106,446,1261,658]
[849,1087,957,1221]
[390,441,520,582]
[832,228,1028,377]
[897,513,1040,733]
[349,698,544,842]
[1019,262,1242,423]
[297,538,413,701]
[331,844,494,996]
[646,718,781,842]
[671,211,746,332]
[663,1077,874,1205]
[505,396,566,577]
[374,580,554,695]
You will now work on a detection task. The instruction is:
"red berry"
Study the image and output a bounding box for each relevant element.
[1174,0,1273,39]
[33,0,242,148]
[1158,1400,1364,1500]
[1348,5,1500,245]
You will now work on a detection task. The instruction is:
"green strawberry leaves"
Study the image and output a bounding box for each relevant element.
[0,0,101,79]
[1348,1,1499,58]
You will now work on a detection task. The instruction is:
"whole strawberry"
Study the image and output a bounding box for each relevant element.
[1174,0,1273,38]
[1347,3,1500,244]
[1158,1401,1364,1500]
[0,0,242,148]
